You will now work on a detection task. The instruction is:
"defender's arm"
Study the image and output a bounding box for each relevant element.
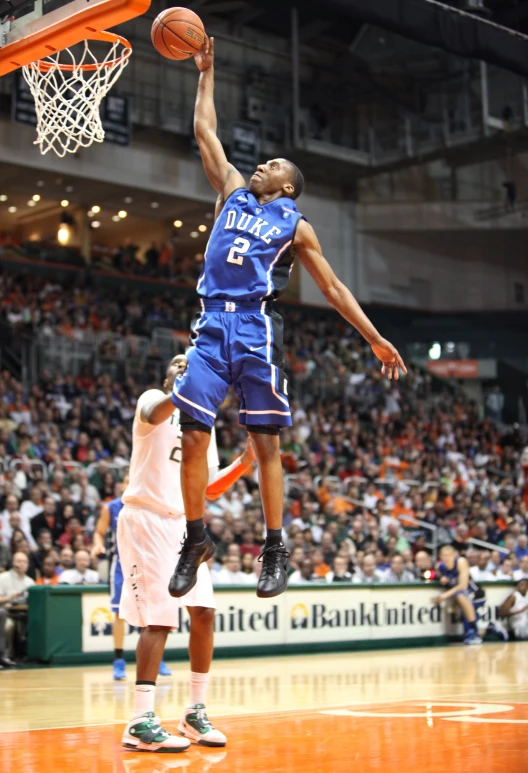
[294,219,407,380]
[91,503,110,559]
[206,438,256,500]
[194,37,246,198]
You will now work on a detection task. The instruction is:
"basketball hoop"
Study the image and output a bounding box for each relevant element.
[22,31,131,157]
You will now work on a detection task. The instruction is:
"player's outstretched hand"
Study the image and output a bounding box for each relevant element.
[195,36,214,72]
[371,337,407,381]
[90,545,105,561]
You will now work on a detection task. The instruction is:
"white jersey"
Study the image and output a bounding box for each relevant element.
[122,389,219,519]
[510,590,528,638]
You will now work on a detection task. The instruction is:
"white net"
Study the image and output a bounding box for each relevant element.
[22,35,131,158]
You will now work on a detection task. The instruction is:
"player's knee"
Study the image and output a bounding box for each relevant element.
[189,606,215,631]
[144,624,172,635]
[182,428,211,459]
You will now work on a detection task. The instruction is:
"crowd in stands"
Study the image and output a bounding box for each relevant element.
[1,262,528,659]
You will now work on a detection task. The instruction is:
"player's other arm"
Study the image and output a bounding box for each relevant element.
[141,355,187,425]
[194,37,246,199]
[499,594,528,618]
[294,220,407,380]
[91,503,110,559]
[436,558,470,602]
[206,438,256,500]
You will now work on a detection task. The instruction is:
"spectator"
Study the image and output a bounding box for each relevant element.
[352,553,381,584]
[30,496,63,543]
[0,551,35,665]
[239,530,260,559]
[452,523,470,554]
[58,549,100,585]
[289,558,321,585]
[385,523,411,553]
[496,557,515,581]
[515,534,528,560]
[70,471,101,509]
[311,548,331,579]
[380,554,415,583]
[470,551,496,582]
[513,555,528,581]
[57,545,75,574]
[19,487,43,520]
[487,550,503,575]
[413,549,433,580]
[36,555,60,585]
[326,556,353,583]
[212,555,250,585]
[57,516,89,548]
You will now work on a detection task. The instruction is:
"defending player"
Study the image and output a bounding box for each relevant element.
[498,579,528,640]
[169,36,406,601]
[118,355,256,753]
[433,544,485,645]
[91,476,171,681]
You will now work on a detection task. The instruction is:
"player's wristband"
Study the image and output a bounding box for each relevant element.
[205,458,253,500]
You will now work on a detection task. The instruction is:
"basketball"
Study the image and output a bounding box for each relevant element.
[151,7,205,61]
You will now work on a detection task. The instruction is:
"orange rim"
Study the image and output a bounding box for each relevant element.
[33,31,132,73]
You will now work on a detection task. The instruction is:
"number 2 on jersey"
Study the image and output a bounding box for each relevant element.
[227,237,250,266]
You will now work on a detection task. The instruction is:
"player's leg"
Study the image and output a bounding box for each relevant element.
[177,604,226,747]
[169,318,230,598]
[118,508,190,753]
[110,554,126,680]
[232,309,291,597]
[455,592,482,645]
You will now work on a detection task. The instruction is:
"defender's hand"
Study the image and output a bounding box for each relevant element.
[371,337,407,381]
[91,545,106,561]
[195,36,214,72]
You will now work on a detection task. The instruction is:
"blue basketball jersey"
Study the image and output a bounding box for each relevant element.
[108,497,123,556]
[197,188,304,301]
[438,557,480,595]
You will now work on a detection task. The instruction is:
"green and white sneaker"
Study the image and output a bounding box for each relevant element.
[122,711,191,753]
[178,704,227,747]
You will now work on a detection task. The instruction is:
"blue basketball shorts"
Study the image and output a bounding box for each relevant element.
[171,299,292,429]
[110,553,124,614]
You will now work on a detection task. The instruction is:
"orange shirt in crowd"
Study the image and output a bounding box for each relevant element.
[314,563,331,578]
[36,575,60,585]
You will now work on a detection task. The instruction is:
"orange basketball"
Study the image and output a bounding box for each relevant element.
[151,7,205,61]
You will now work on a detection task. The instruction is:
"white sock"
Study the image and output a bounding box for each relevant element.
[188,671,209,708]
[133,682,156,718]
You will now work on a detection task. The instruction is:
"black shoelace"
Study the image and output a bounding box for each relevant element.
[258,544,290,577]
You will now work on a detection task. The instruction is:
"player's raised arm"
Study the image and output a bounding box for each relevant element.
[294,219,407,380]
[206,438,256,500]
[194,37,246,199]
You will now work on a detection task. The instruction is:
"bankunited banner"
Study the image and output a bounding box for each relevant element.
[81,584,512,654]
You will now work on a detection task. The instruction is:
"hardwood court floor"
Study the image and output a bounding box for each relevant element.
[2,643,528,772]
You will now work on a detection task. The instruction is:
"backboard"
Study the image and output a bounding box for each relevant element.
[0,0,150,75]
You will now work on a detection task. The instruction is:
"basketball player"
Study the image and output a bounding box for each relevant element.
[119,355,256,752]
[91,476,171,681]
[499,579,528,639]
[169,36,406,601]
[433,544,485,645]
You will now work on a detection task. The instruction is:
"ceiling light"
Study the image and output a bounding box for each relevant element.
[428,343,441,361]
[91,220,101,228]
[8,206,17,213]
[61,199,69,207]
[118,210,127,219]
[190,231,199,238]
[32,194,40,202]
[87,211,95,218]
[27,200,36,207]
[37,180,44,187]
[91,205,101,214]
[112,215,120,222]
[65,185,74,193]
[205,212,213,220]
[150,202,159,209]
[124,196,133,204]
[0,195,7,202]
[173,220,183,228]
[57,225,70,245]
[198,224,207,233]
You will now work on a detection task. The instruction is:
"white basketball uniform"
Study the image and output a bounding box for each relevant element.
[510,591,528,640]
[118,389,219,628]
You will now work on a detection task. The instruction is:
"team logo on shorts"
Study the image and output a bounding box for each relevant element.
[90,606,113,636]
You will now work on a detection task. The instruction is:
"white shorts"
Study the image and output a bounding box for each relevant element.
[117,505,216,628]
